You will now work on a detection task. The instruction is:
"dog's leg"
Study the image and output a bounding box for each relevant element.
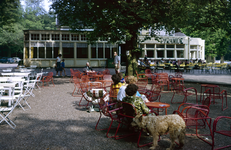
[150,133,159,150]
[167,130,177,150]
[178,128,186,149]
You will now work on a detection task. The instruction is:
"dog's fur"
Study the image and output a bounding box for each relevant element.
[131,114,186,150]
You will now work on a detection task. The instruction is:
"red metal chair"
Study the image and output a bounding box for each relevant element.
[212,116,231,150]
[171,85,197,104]
[102,69,110,75]
[136,77,148,94]
[145,69,152,74]
[135,70,146,80]
[70,69,79,82]
[41,72,54,87]
[95,97,122,138]
[144,86,161,102]
[78,75,90,107]
[72,76,81,97]
[109,86,120,102]
[173,105,213,146]
[115,102,157,148]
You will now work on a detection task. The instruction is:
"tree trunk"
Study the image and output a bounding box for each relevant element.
[125,31,139,76]
[220,56,224,63]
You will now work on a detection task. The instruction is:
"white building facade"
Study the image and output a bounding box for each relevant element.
[23,29,205,67]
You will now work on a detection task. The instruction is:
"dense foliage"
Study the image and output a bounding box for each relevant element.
[0,0,56,58]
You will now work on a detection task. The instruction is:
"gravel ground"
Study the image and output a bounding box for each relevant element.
[0,78,231,150]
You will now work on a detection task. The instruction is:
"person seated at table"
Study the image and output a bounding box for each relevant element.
[122,84,150,115]
[83,62,93,72]
[111,74,125,100]
[117,76,147,102]
[118,72,125,83]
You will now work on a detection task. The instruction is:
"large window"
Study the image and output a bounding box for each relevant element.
[46,42,52,58]
[177,50,184,58]
[31,34,39,40]
[105,44,111,58]
[157,50,164,58]
[71,34,79,41]
[91,44,96,58]
[77,43,88,58]
[176,44,184,48]
[156,44,164,48]
[52,34,60,40]
[98,43,103,58]
[31,47,37,58]
[63,43,74,58]
[166,45,174,48]
[62,34,69,41]
[146,44,154,48]
[38,42,45,58]
[39,47,45,58]
[147,50,154,57]
[41,34,49,40]
[167,50,174,58]
[54,43,59,58]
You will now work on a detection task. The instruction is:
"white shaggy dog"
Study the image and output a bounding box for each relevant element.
[132,114,186,150]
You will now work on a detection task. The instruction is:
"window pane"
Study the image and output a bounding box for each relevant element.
[157,50,164,58]
[54,47,59,58]
[166,45,174,48]
[63,48,74,58]
[42,34,49,40]
[77,43,88,58]
[177,50,184,58]
[31,34,39,40]
[98,48,103,58]
[147,50,154,57]
[62,34,69,40]
[91,47,96,58]
[167,50,174,58]
[176,45,184,48]
[190,45,197,49]
[156,44,164,48]
[71,34,79,41]
[146,44,154,48]
[81,34,88,41]
[52,34,60,40]
[39,47,45,58]
[46,47,52,58]
[105,48,110,58]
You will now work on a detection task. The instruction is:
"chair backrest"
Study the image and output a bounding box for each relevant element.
[81,75,89,82]
[137,77,148,88]
[109,85,120,102]
[202,97,212,108]
[47,72,53,77]
[118,102,137,123]
[98,97,111,117]
[103,75,112,80]
[103,69,110,75]
[145,69,152,74]
[89,82,103,90]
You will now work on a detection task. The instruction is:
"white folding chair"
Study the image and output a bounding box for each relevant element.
[24,73,42,97]
[0,85,18,129]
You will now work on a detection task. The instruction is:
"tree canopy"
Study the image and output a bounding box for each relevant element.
[52,0,230,74]
[0,0,56,58]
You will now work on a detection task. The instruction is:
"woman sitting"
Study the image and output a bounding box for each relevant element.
[122,84,150,115]
[117,76,141,101]
[110,74,125,102]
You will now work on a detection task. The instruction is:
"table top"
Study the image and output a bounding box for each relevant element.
[1,72,30,75]
[0,83,17,87]
[172,78,184,81]
[201,84,218,87]
[145,102,170,108]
